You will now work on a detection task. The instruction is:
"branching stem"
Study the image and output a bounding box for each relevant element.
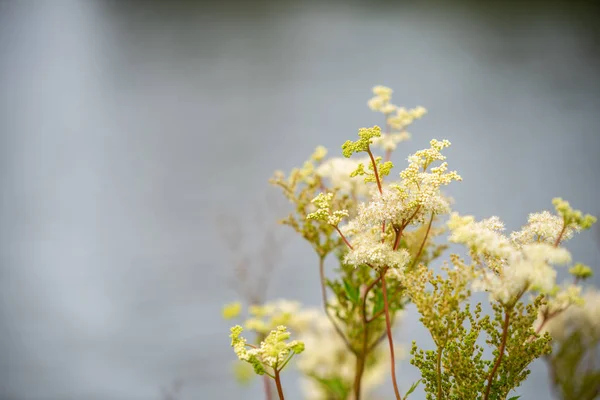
[409,212,434,270]
[334,226,354,250]
[318,255,355,353]
[483,309,511,400]
[274,369,285,400]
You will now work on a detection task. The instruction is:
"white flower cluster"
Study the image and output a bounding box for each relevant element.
[366,85,427,152]
[306,192,350,226]
[510,211,576,247]
[316,157,372,196]
[371,131,411,151]
[230,325,305,371]
[338,140,459,271]
[244,299,320,334]
[367,86,395,114]
[541,289,600,343]
[449,213,576,305]
[387,106,427,131]
[343,224,411,269]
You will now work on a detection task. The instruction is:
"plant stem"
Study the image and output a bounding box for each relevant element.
[263,376,273,400]
[353,343,367,400]
[436,347,443,400]
[409,212,434,270]
[392,226,402,251]
[334,226,354,250]
[366,148,383,195]
[274,369,285,400]
[318,255,355,353]
[381,271,402,400]
[554,220,567,247]
[362,276,382,319]
[483,309,511,400]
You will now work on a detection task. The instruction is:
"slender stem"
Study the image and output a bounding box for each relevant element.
[367,293,397,323]
[535,310,559,335]
[273,369,285,400]
[354,274,382,399]
[483,309,511,400]
[392,206,422,252]
[409,212,434,270]
[334,226,354,250]
[318,255,356,353]
[436,347,443,400]
[554,220,567,247]
[366,148,383,195]
[263,376,273,400]
[527,307,565,343]
[392,227,402,251]
[367,313,396,352]
[381,271,402,400]
[362,276,382,321]
[278,353,295,371]
[353,330,368,400]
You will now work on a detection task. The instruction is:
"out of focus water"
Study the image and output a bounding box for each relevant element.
[1,1,599,399]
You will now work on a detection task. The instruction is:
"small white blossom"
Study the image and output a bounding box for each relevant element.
[450,213,575,304]
[511,211,576,247]
[372,131,411,151]
[316,157,371,196]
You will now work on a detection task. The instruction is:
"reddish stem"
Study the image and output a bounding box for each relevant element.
[263,376,273,400]
[274,369,285,400]
[366,148,383,195]
[554,221,567,247]
[392,227,402,251]
[483,310,511,400]
[381,271,402,400]
[362,276,382,323]
[409,212,434,270]
[334,226,354,250]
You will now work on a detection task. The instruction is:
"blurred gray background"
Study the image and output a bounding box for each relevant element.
[1,1,599,399]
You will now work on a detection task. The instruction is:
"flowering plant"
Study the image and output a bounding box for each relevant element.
[223,86,599,400]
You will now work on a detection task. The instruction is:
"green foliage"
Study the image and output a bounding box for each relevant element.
[547,331,600,400]
[342,126,381,158]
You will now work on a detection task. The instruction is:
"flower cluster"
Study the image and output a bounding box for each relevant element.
[306,192,349,226]
[224,85,598,400]
[541,288,600,343]
[367,86,427,152]
[242,299,318,334]
[339,138,461,272]
[449,199,595,306]
[230,325,305,374]
[315,156,372,196]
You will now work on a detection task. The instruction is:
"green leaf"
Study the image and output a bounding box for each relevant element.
[403,379,421,398]
[312,376,350,399]
[507,396,521,400]
[372,290,384,316]
[343,278,360,304]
